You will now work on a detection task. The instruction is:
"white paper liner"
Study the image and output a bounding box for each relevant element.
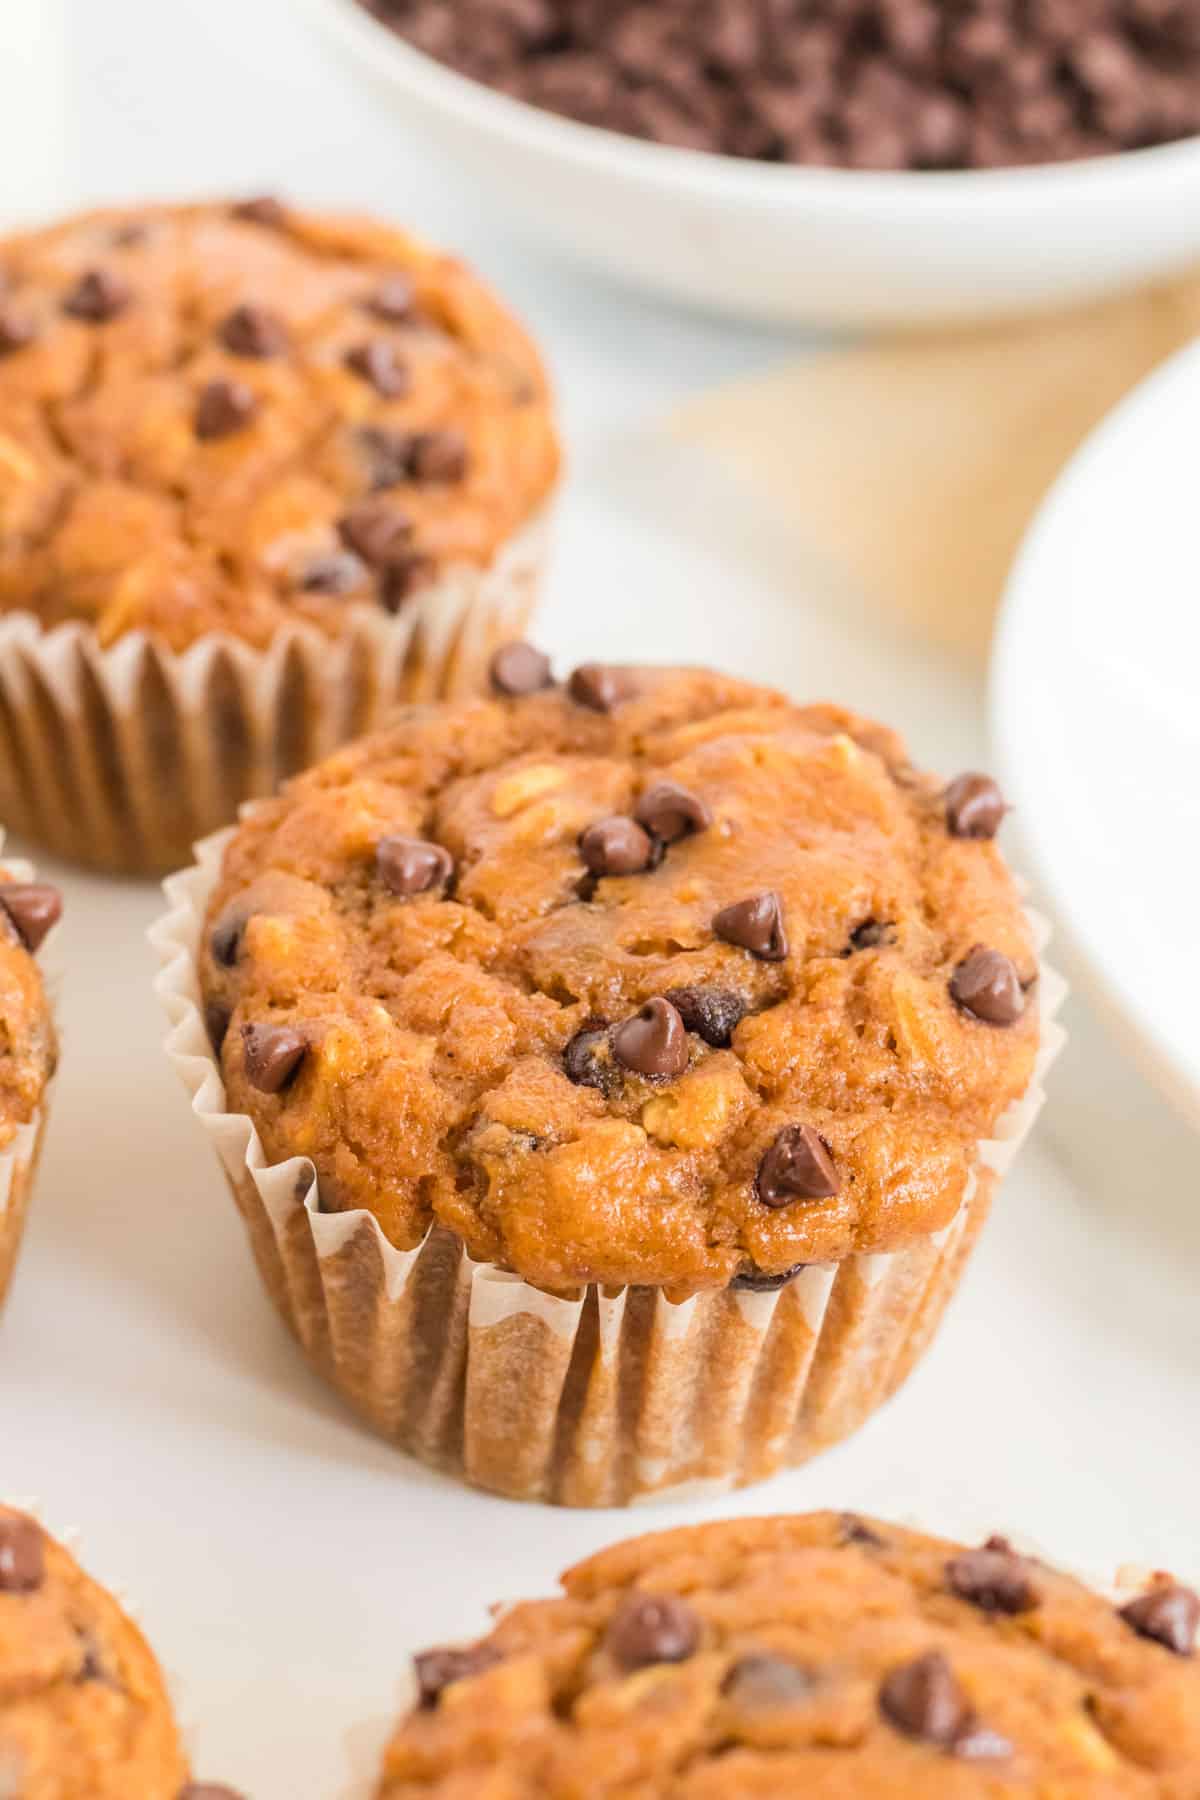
[152,829,1067,1507]
[0,837,59,1313]
[0,505,550,877]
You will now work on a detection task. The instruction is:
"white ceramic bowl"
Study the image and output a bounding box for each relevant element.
[304,0,1200,328]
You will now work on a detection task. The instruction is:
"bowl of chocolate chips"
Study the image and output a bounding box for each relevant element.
[309,0,1200,326]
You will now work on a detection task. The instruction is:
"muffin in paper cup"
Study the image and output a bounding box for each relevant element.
[0,198,559,876]
[152,663,1065,1506]
[0,841,60,1315]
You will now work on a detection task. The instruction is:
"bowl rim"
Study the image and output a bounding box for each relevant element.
[309,0,1200,209]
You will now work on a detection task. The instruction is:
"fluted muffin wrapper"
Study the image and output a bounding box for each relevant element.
[0,843,58,1316]
[153,824,1067,1507]
[0,505,550,878]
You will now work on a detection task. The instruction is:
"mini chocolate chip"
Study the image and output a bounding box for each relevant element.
[607,1593,700,1669]
[730,1261,806,1292]
[414,1642,503,1708]
[344,339,411,399]
[0,1516,44,1593]
[367,274,416,321]
[204,1002,232,1055]
[241,1023,306,1095]
[380,554,436,612]
[231,195,287,226]
[0,882,61,952]
[663,985,745,1048]
[563,1025,617,1095]
[567,663,636,713]
[358,424,417,490]
[489,641,553,697]
[757,1124,840,1206]
[1120,1585,1200,1656]
[721,1654,815,1708]
[840,1514,885,1548]
[846,918,892,953]
[195,378,258,441]
[376,835,453,897]
[954,1721,1014,1761]
[579,816,655,878]
[337,500,414,567]
[219,303,289,359]
[713,892,788,961]
[950,947,1024,1026]
[300,550,365,596]
[945,773,1007,840]
[63,268,130,322]
[879,1651,969,1748]
[75,1630,109,1684]
[634,781,712,843]
[0,307,35,356]
[209,909,246,967]
[947,1547,1039,1615]
[612,997,689,1080]
[410,428,468,483]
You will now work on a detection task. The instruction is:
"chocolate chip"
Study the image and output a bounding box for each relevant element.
[204,1002,232,1055]
[367,274,416,321]
[612,997,689,1080]
[567,664,636,713]
[713,892,788,961]
[879,1651,970,1748]
[358,425,418,490]
[209,908,246,967]
[300,551,365,596]
[0,307,35,356]
[62,268,130,322]
[75,1630,109,1684]
[846,918,892,953]
[344,339,411,399]
[579,816,655,878]
[0,1516,44,1593]
[410,428,468,483]
[376,835,453,898]
[218,303,289,359]
[489,641,553,697]
[730,1261,806,1292]
[946,1547,1039,1615]
[0,882,61,952]
[950,947,1024,1026]
[563,1024,617,1095]
[722,1654,815,1708]
[241,1023,306,1095]
[231,195,287,227]
[840,1514,885,1548]
[663,985,745,1048]
[606,1593,700,1669]
[634,781,712,843]
[380,554,435,611]
[337,500,414,567]
[945,773,1007,840]
[195,379,258,441]
[1120,1585,1200,1656]
[414,1642,503,1708]
[757,1125,840,1206]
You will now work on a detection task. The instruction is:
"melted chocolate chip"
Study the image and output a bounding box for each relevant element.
[0,307,35,356]
[344,339,411,398]
[380,554,435,611]
[1120,1584,1200,1656]
[757,1125,840,1206]
[376,835,453,897]
[195,378,258,441]
[722,1654,815,1708]
[489,641,553,697]
[567,663,637,713]
[410,428,468,483]
[231,195,287,227]
[612,997,689,1080]
[367,274,416,321]
[63,268,130,322]
[204,1002,232,1055]
[946,1547,1039,1615]
[879,1651,969,1748]
[840,1514,885,1548]
[634,782,712,843]
[0,1516,44,1593]
[414,1642,503,1708]
[241,1023,306,1095]
[606,1593,700,1669]
[949,947,1024,1025]
[730,1261,806,1292]
[663,985,745,1048]
[563,1025,617,1095]
[713,891,788,961]
[358,424,419,490]
[945,772,1007,840]
[579,816,656,878]
[846,918,892,953]
[209,908,246,967]
[219,303,289,359]
[337,500,414,567]
[300,551,366,596]
[0,882,61,952]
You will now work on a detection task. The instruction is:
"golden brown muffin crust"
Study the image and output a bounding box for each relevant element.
[201,663,1038,1292]
[0,200,558,651]
[377,1511,1200,1798]
[0,875,58,1154]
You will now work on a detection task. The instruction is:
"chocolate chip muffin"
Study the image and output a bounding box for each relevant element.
[161,655,1061,1502]
[0,198,559,875]
[0,1505,238,1798]
[0,866,60,1312]
[377,1512,1200,1796]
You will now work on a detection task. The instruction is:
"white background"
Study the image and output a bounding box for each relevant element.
[1,4,1198,1794]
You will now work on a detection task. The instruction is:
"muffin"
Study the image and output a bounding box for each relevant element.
[156,657,1063,1504]
[0,859,60,1312]
[376,1511,1200,1795]
[0,198,559,875]
[0,1504,239,1798]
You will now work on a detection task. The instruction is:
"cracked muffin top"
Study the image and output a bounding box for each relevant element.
[376,1511,1200,1798]
[0,873,59,1154]
[200,658,1039,1292]
[0,199,558,652]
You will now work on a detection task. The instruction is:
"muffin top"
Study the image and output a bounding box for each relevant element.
[201,660,1038,1292]
[378,1510,1200,1798]
[0,1505,194,1799]
[0,873,59,1153]
[0,200,558,652]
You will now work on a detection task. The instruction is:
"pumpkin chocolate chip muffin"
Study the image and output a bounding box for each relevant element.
[0,866,60,1312]
[161,655,1060,1502]
[376,1512,1200,1797]
[0,197,559,875]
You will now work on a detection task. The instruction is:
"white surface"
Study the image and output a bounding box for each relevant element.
[307,0,1200,328]
[0,6,1197,1796]
[992,340,1200,1129]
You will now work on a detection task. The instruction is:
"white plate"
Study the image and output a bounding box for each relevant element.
[991,340,1200,1130]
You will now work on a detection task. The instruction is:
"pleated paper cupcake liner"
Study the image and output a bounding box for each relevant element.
[152,826,1066,1507]
[0,843,59,1316]
[0,506,549,878]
